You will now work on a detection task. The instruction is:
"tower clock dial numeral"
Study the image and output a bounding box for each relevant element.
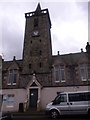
[33,30,39,36]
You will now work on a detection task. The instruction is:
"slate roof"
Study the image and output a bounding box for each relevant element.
[2,59,23,71]
[52,52,88,65]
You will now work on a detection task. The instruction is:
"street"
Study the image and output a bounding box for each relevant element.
[12,115,89,120]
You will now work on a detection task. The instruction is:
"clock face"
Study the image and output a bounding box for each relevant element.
[33,30,39,36]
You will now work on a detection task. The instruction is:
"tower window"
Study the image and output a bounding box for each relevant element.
[30,51,32,56]
[34,18,38,27]
[40,62,42,68]
[40,39,41,42]
[29,64,32,69]
[40,50,42,55]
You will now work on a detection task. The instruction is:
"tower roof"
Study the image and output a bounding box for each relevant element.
[35,3,41,12]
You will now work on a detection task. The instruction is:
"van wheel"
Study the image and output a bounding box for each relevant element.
[50,110,59,119]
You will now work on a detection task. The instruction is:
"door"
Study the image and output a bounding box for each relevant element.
[29,89,38,108]
[68,93,88,114]
[58,94,70,115]
[53,94,70,115]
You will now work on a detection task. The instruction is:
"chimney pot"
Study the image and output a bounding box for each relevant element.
[58,51,60,55]
[13,56,16,60]
[81,48,83,52]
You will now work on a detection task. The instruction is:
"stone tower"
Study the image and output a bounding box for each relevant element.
[22,3,52,74]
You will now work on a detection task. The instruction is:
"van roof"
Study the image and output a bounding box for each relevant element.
[58,91,90,94]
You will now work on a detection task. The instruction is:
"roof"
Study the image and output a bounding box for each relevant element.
[35,3,41,12]
[52,52,88,65]
[2,59,23,71]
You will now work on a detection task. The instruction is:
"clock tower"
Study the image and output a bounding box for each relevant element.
[22,3,52,74]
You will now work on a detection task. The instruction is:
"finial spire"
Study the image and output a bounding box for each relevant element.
[36,3,41,12]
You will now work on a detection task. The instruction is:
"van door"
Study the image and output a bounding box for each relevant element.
[68,93,88,114]
[57,94,71,115]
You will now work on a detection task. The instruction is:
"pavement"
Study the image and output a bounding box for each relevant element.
[12,110,45,117]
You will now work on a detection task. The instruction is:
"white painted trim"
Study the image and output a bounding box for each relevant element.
[6,105,14,108]
[7,83,11,85]
[12,83,16,85]
[61,80,66,83]
[55,81,60,83]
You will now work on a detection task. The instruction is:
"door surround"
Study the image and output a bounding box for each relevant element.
[26,74,42,111]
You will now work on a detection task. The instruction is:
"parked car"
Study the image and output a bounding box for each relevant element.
[45,91,90,119]
[0,112,12,120]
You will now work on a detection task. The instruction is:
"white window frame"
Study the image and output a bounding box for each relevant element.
[12,70,17,85]
[7,94,14,107]
[8,69,13,85]
[54,65,66,83]
[80,64,87,81]
[60,65,66,83]
[87,63,90,81]
[8,69,17,85]
[54,66,60,83]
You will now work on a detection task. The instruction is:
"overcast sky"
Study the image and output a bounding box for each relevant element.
[0,0,89,61]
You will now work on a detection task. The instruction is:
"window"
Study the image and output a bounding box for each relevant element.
[30,51,32,56]
[40,39,41,42]
[80,64,86,81]
[7,95,14,107]
[60,65,65,82]
[8,69,13,85]
[29,64,32,69]
[13,70,17,85]
[80,63,90,81]
[55,66,59,82]
[0,95,3,107]
[34,18,38,27]
[87,64,90,80]
[8,69,17,85]
[54,65,66,82]
[60,94,67,102]
[40,50,42,55]
[69,92,90,102]
[53,94,67,105]
[40,62,42,68]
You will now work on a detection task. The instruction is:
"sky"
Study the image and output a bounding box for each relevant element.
[0,0,89,61]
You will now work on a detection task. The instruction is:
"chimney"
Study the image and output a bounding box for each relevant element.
[57,51,60,55]
[13,56,16,61]
[81,48,83,52]
[86,42,90,53]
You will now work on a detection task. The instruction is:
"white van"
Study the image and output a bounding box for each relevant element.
[45,91,90,119]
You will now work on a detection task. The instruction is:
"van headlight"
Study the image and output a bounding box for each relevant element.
[46,102,53,108]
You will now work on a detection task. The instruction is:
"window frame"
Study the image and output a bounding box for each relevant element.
[54,65,66,83]
[60,65,66,82]
[12,69,17,85]
[87,63,90,80]
[80,64,87,81]
[8,69,18,85]
[54,65,60,83]
[8,69,13,85]
[68,92,90,102]
[7,94,14,107]
[79,63,90,81]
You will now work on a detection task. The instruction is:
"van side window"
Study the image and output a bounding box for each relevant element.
[69,92,90,102]
[60,94,67,102]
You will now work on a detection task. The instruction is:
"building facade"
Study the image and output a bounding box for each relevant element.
[1,4,90,112]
